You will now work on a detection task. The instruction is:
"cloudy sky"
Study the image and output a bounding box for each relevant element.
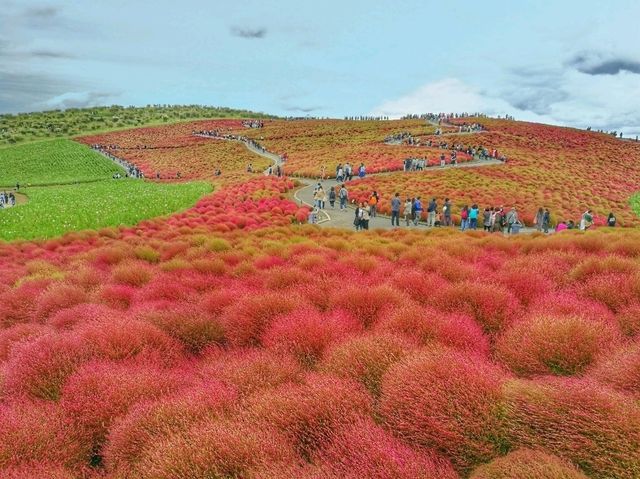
[1,0,639,135]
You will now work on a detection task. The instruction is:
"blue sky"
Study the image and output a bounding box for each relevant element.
[1,0,640,134]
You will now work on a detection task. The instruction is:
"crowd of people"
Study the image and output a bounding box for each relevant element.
[343,116,390,121]
[0,191,17,208]
[241,120,264,128]
[89,145,144,178]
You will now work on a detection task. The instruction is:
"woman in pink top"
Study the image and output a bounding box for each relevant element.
[555,221,568,232]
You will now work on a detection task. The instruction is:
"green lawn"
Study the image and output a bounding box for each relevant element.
[0,139,124,187]
[0,179,211,241]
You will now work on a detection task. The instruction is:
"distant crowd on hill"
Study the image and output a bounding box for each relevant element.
[343,116,390,121]
[586,127,639,141]
[89,145,144,178]
[0,191,17,209]
[242,120,264,129]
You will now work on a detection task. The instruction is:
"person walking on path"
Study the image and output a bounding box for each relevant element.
[361,204,371,230]
[506,207,518,234]
[403,198,413,226]
[354,204,363,230]
[607,212,617,227]
[534,207,544,232]
[442,198,452,226]
[542,208,551,233]
[369,191,379,217]
[391,193,402,227]
[328,187,336,209]
[427,198,437,227]
[469,204,479,230]
[413,197,423,226]
[460,205,469,231]
[580,210,593,230]
[358,163,366,179]
[339,185,348,210]
[483,207,492,232]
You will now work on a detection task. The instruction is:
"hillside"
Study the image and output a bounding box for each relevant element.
[0,115,640,479]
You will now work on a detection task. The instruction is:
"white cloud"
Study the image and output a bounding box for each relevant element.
[371,71,640,137]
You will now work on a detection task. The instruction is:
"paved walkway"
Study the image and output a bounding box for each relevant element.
[197,131,536,233]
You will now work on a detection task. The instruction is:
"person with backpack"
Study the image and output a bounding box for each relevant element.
[427,198,437,227]
[469,204,479,230]
[369,191,379,217]
[403,198,413,226]
[328,187,336,209]
[580,210,593,230]
[460,205,469,231]
[390,192,402,227]
[338,185,348,210]
[607,212,617,227]
[413,197,423,226]
[442,198,452,226]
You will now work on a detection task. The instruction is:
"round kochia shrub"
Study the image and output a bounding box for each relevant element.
[0,401,85,470]
[319,332,413,396]
[60,361,185,462]
[501,378,640,479]
[495,314,621,377]
[134,417,299,479]
[378,347,508,473]
[104,380,237,476]
[0,323,47,361]
[262,308,361,368]
[245,374,372,458]
[376,303,490,356]
[309,419,458,479]
[201,348,302,396]
[588,341,640,397]
[3,333,90,400]
[0,462,78,479]
[469,448,588,479]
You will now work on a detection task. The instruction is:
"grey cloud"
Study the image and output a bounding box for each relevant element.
[567,52,640,75]
[29,49,76,59]
[500,67,569,115]
[230,27,267,39]
[24,6,60,19]
[45,91,117,110]
[283,105,323,113]
[0,71,75,113]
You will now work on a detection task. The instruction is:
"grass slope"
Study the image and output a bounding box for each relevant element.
[0,139,124,187]
[0,179,211,241]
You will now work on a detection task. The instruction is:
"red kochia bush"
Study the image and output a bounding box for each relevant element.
[34,283,89,321]
[76,318,183,365]
[135,417,300,479]
[616,301,640,337]
[331,284,402,328]
[219,292,297,346]
[469,448,589,479]
[376,303,490,356]
[0,462,78,479]
[527,291,615,324]
[588,341,640,397]
[104,380,237,476]
[432,281,519,333]
[0,323,47,361]
[262,308,361,368]
[135,305,225,354]
[319,332,413,396]
[47,302,118,330]
[4,333,90,400]
[579,272,638,312]
[0,401,84,470]
[60,361,185,461]
[245,374,372,458]
[201,348,302,396]
[379,347,507,473]
[495,314,621,377]
[502,378,640,479]
[309,419,458,479]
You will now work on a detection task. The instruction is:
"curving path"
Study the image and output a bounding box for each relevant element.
[196,131,536,232]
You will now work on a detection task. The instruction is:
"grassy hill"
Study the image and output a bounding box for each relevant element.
[0,105,277,146]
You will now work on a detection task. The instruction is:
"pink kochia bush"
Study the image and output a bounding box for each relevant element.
[379,347,508,473]
[502,378,640,479]
[495,314,621,377]
[308,419,458,479]
[469,448,589,479]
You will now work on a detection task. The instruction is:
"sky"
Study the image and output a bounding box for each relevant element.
[1,0,640,135]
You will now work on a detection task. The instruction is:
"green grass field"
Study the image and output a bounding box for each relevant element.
[0,179,211,241]
[0,139,124,187]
